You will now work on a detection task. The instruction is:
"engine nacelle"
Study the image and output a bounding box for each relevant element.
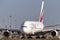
[2,30,10,37]
[51,30,58,37]
[4,31,10,37]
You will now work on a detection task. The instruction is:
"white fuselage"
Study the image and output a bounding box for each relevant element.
[23,21,44,34]
[22,0,44,35]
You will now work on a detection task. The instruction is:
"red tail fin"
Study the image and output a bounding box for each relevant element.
[40,11,43,22]
[39,0,44,23]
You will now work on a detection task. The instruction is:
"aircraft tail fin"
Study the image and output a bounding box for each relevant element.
[39,0,44,23]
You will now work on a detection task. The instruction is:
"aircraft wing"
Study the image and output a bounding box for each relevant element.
[42,24,60,32]
[8,29,20,32]
[0,28,21,33]
[45,24,60,27]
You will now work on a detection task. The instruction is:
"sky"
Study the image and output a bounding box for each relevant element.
[0,0,60,30]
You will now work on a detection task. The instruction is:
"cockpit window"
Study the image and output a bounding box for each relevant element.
[21,22,24,29]
[20,21,27,29]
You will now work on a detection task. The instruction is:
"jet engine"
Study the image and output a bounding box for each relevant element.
[3,30,10,37]
[51,30,58,37]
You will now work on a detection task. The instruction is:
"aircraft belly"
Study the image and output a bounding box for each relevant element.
[32,28,42,33]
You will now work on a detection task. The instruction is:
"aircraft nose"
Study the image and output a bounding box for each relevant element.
[23,27,31,34]
[23,27,27,32]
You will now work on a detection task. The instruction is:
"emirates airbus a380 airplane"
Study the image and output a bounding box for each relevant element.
[0,0,60,39]
[21,0,60,38]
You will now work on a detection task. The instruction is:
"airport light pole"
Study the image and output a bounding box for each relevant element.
[9,15,12,29]
[5,25,7,29]
[15,19,17,28]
